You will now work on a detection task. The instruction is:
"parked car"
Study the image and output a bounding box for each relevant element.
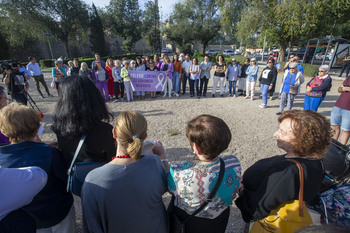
[206,49,219,54]
[235,50,243,55]
[161,48,173,53]
[223,50,235,56]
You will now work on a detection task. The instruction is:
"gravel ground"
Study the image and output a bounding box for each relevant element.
[15,66,343,233]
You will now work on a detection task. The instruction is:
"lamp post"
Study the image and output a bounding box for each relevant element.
[43,30,54,60]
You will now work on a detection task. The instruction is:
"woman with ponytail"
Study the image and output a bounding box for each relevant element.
[81,111,168,233]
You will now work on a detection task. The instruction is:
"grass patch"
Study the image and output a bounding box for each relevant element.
[167,129,181,136]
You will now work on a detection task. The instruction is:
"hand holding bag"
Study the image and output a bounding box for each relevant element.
[168,157,226,233]
[250,159,313,233]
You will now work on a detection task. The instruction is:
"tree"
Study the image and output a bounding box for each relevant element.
[108,0,142,52]
[142,1,161,53]
[216,0,247,36]
[89,3,107,56]
[235,0,350,62]
[165,0,221,55]
[0,0,89,58]
[164,2,194,53]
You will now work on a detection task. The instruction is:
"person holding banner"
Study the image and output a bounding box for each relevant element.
[92,60,110,102]
[154,54,162,70]
[190,58,200,98]
[146,59,159,99]
[112,60,124,102]
[121,60,133,102]
[160,56,174,98]
[134,57,146,100]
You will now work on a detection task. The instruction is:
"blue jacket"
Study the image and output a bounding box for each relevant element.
[0,141,73,228]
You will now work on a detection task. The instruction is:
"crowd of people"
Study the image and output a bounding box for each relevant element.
[0,52,349,232]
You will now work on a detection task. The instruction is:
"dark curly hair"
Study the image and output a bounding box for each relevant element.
[51,75,113,138]
[278,110,332,158]
[186,114,231,160]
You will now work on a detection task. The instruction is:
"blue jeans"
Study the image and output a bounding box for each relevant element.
[172,72,180,93]
[260,84,269,105]
[228,81,237,95]
[189,79,199,96]
[304,95,325,111]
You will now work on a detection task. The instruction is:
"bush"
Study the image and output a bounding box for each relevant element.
[279,62,319,77]
[39,59,55,68]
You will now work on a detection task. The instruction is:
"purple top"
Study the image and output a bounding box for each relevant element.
[0,131,9,145]
[160,62,174,79]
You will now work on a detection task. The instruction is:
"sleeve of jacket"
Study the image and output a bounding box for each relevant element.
[235,162,299,222]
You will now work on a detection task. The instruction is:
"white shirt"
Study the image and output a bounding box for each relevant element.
[182,60,192,74]
[26,62,42,76]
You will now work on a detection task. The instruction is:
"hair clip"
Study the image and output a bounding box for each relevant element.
[132,135,138,140]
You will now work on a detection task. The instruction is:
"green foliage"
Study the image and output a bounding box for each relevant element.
[142,1,161,53]
[108,0,142,52]
[216,0,246,35]
[0,0,89,58]
[39,53,143,68]
[89,4,107,56]
[235,0,350,62]
[279,62,319,77]
[165,0,221,55]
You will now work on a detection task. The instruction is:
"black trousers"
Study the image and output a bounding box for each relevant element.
[174,206,230,233]
[182,73,189,94]
[114,81,124,99]
[0,209,36,233]
[12,92,27,105]
[199,77,209,96]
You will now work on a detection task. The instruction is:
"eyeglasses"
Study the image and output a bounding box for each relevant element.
[290,68,296,70]
[318,70,326,73]
[268,62,273,63]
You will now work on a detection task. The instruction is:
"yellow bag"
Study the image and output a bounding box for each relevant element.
[250,159,313,233]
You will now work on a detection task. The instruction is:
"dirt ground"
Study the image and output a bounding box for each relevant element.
[7,66,344,233]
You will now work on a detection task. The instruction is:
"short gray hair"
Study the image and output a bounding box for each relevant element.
[319,65,329,71]
[290,62,298,68]
[123,60,129,65]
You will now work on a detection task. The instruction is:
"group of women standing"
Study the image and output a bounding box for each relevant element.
[0,70,346,233]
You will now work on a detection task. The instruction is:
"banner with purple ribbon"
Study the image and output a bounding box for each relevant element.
[129,71,168,91]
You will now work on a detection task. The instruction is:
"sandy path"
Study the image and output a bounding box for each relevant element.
[12,66,343,232]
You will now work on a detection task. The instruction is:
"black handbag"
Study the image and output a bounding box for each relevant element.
[168,157,225,233]
[67,134,106,197]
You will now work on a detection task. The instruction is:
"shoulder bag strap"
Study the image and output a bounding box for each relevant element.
[287,159,305,217]
[183,157,226,222]
[66,134,88,192]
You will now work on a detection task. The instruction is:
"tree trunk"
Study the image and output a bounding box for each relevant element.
[63,40,70,58]
[279,44,287,62]
[202,42,206,56]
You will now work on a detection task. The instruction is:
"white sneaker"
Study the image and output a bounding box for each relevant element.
[259,104,267,108]
[120,98,124,101]
[113,99,118,103]
[233,94,236,98]
[175,93,179,97]
[270,96,274,100]
[163,93,167,97]
[244,96,250,99]
[228,94,232,97]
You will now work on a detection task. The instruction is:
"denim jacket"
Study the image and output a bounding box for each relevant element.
[246,65,259,81]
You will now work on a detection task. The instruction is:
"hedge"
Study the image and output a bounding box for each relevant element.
[279,62,319,77]
[39,53,150,68]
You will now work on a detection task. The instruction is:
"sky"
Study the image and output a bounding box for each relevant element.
[85,0,180,20]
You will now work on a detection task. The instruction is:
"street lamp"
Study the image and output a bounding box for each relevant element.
[43,30,54,60]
